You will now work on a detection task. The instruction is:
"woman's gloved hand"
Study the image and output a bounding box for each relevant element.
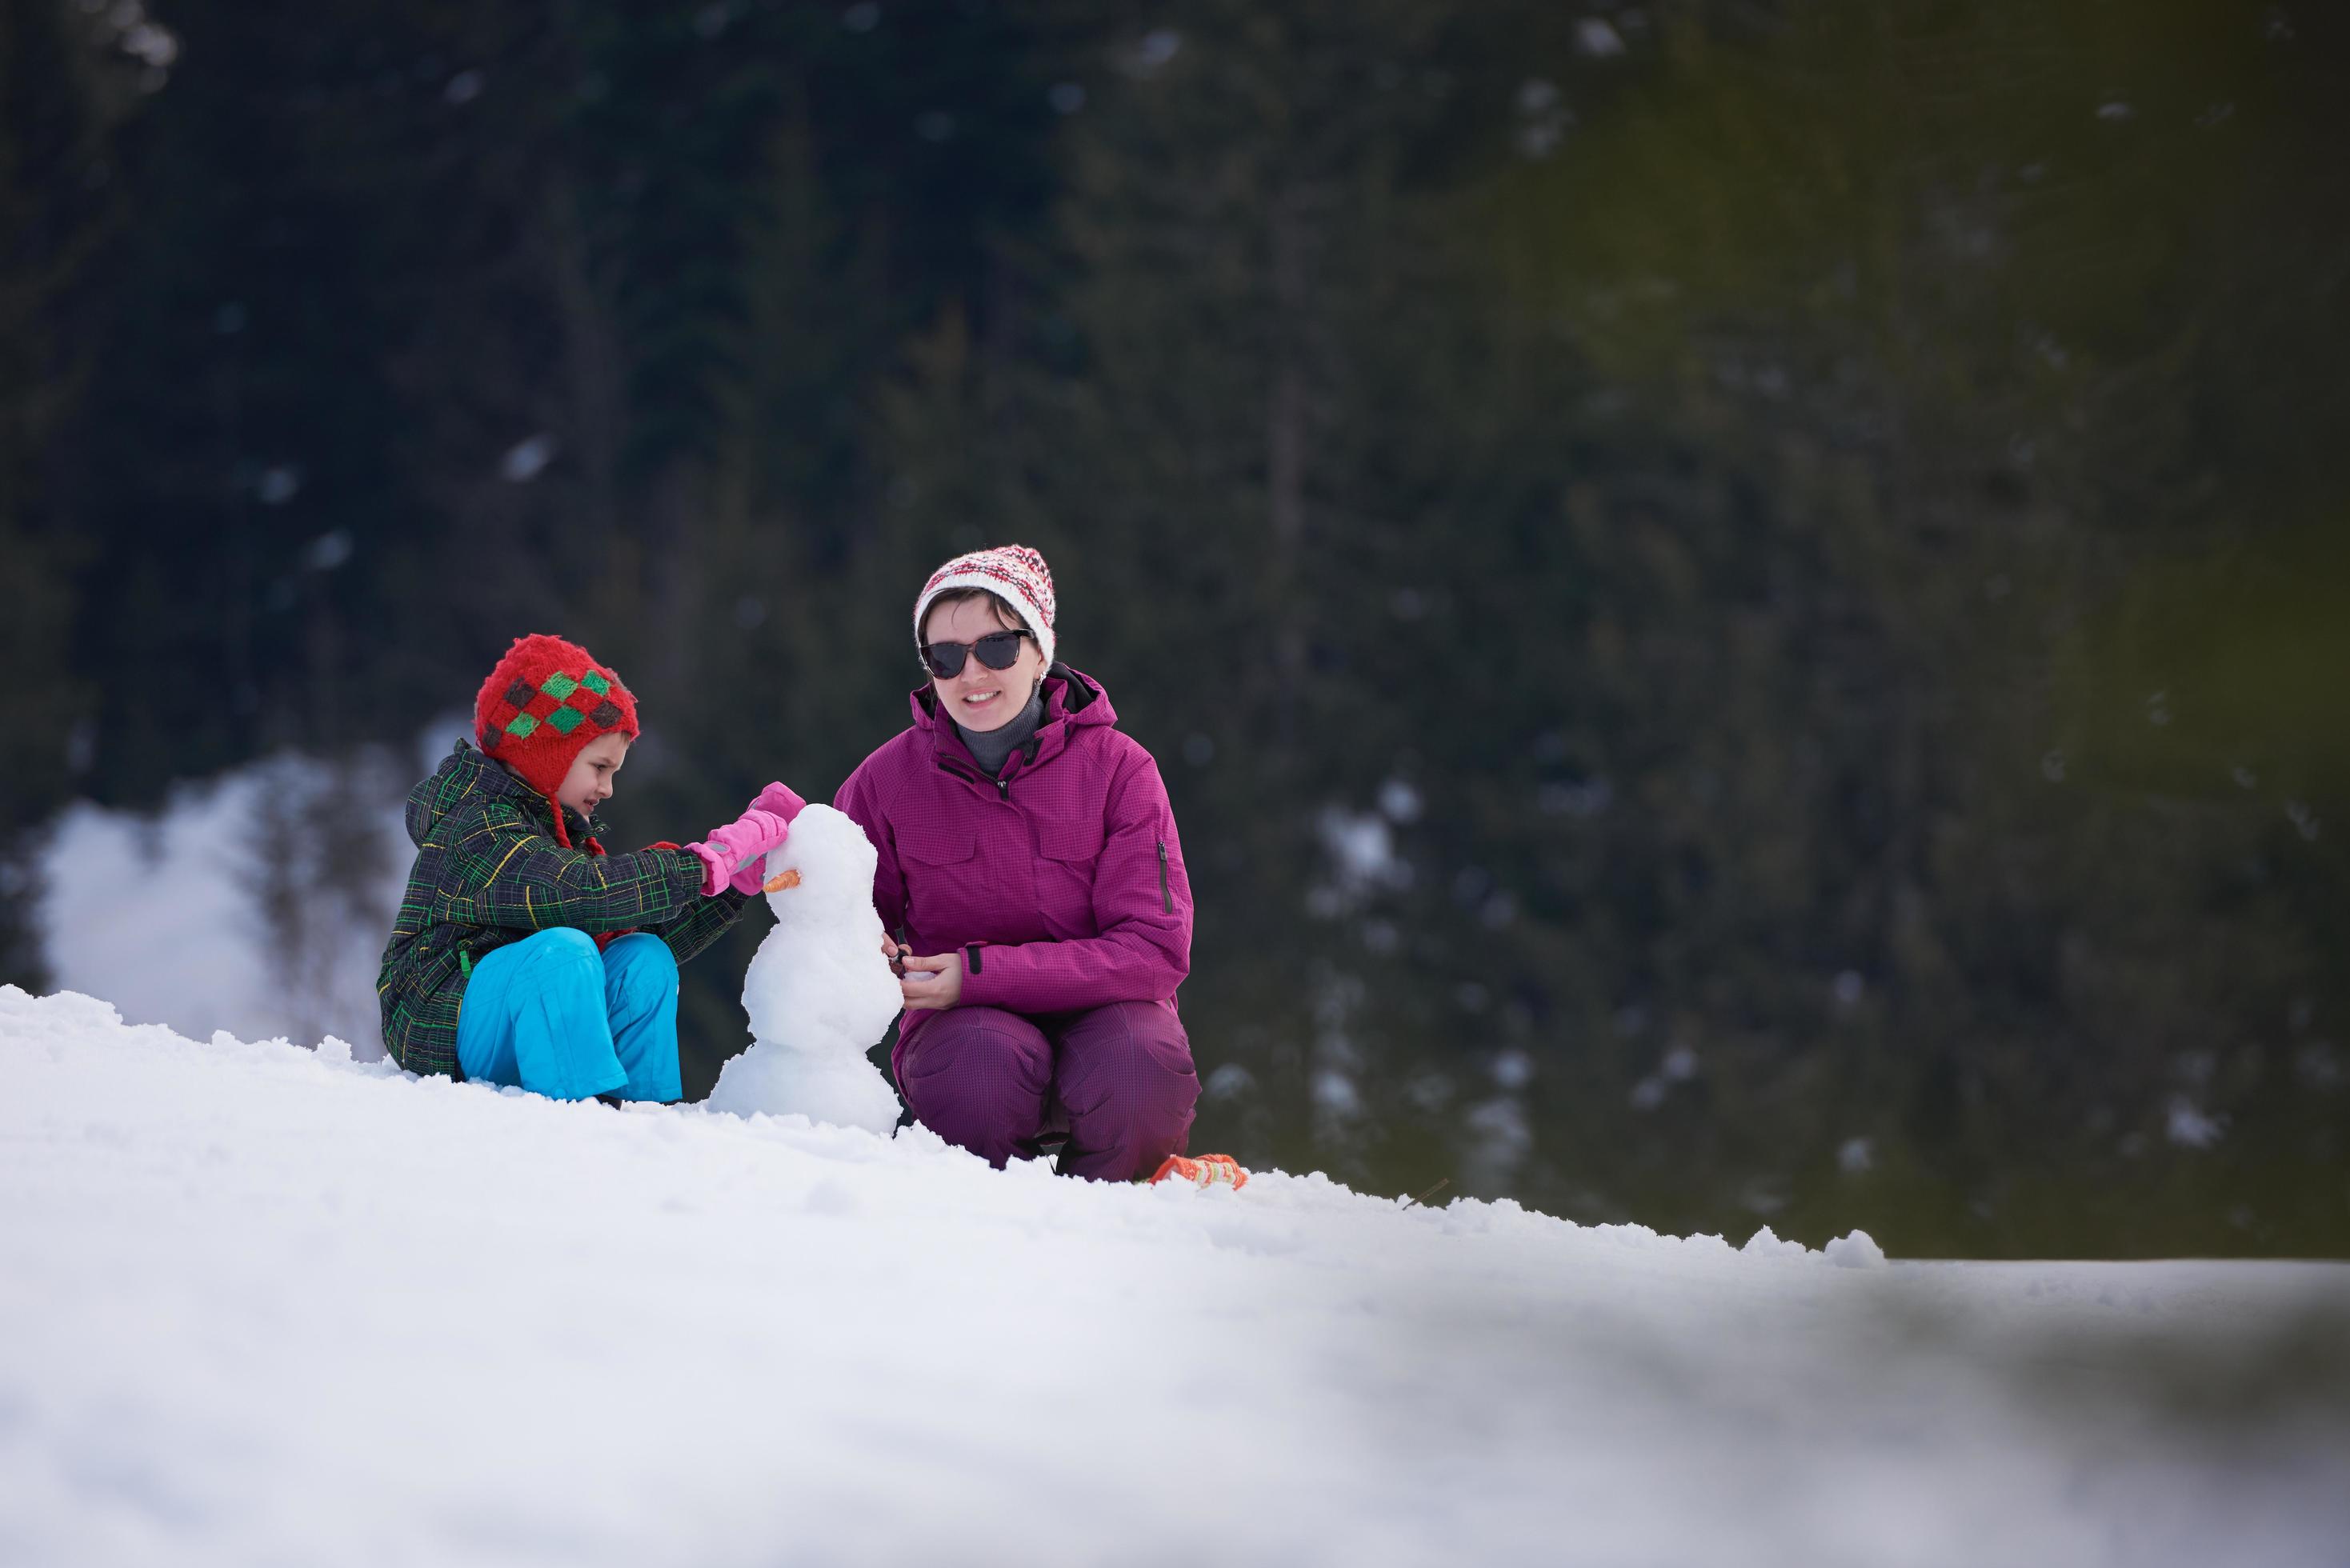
[685,807,791,898]
[749,781,807,822]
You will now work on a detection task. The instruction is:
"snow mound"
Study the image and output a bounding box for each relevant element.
[38,753,411,1055]
[1826,1227,1888,1269]
[4,986,2347,1567]
[706,804,901,1131]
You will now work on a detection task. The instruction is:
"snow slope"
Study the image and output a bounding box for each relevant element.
[3,987,2346,1568]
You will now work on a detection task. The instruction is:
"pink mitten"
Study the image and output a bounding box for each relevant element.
[728,848,778,897]
[684,808,791,898]
[750,780,807,822]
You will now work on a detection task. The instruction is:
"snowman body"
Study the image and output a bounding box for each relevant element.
[705,804,903,1133]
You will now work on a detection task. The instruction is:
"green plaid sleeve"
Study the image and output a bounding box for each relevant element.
[653,888,751,966]
[439,801,708,934]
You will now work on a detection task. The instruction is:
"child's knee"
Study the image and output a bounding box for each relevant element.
[525,926,600,956]
[511,927,603,977]
[602,932,678,993]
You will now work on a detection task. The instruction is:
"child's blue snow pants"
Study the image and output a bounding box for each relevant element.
[455,929,682,1102]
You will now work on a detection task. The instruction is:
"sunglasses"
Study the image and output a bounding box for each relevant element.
[921,629,1034,680]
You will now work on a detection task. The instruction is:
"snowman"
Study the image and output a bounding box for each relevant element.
[704,803,904,1134]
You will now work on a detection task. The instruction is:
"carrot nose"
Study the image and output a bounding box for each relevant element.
[762,868,803,894]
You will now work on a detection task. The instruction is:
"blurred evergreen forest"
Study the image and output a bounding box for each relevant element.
[5,0,2344,1256]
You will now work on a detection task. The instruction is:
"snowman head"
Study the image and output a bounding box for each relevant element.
[758,803,881,926]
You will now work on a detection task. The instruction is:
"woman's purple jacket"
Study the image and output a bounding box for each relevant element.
[833,666,1193,1066]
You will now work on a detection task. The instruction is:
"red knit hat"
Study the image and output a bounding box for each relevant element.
[473,634,640,802]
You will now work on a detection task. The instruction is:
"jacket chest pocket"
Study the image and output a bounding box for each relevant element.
[898,824,979,930]
[1031,813,1104,867]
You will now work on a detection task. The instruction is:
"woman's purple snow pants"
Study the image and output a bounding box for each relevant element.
[896,1002,1199,1181]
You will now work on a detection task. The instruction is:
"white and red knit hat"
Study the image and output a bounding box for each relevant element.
[912,545,1058,668]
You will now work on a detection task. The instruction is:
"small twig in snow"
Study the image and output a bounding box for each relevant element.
[1401,1178,1449,1210]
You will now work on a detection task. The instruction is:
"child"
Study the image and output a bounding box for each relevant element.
[377,633,804,1102]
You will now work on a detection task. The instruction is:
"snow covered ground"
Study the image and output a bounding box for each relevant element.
[4,987,2347,1568]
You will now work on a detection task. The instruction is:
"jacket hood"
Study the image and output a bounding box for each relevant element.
[406,740,599,846]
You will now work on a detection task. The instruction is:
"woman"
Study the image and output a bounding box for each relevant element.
[835,545,1234,1184]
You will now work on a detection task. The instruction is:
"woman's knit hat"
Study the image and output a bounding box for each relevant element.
[913,545,1058,669]
[473,633,639,801]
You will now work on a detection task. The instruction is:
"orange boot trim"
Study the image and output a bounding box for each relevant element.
[1148,1153,1250,1190]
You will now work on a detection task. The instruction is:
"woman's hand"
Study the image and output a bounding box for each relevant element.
[899,950,963,1010]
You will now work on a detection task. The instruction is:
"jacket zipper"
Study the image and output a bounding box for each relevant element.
[937,758,1010,800]
[1158,839,1173,914]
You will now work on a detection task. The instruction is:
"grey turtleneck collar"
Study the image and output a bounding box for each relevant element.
[955,688,1046,776]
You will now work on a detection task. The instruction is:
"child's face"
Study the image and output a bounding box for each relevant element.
[557,732,631,818]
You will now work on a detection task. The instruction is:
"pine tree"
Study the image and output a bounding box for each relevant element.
[0,0,162,985]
